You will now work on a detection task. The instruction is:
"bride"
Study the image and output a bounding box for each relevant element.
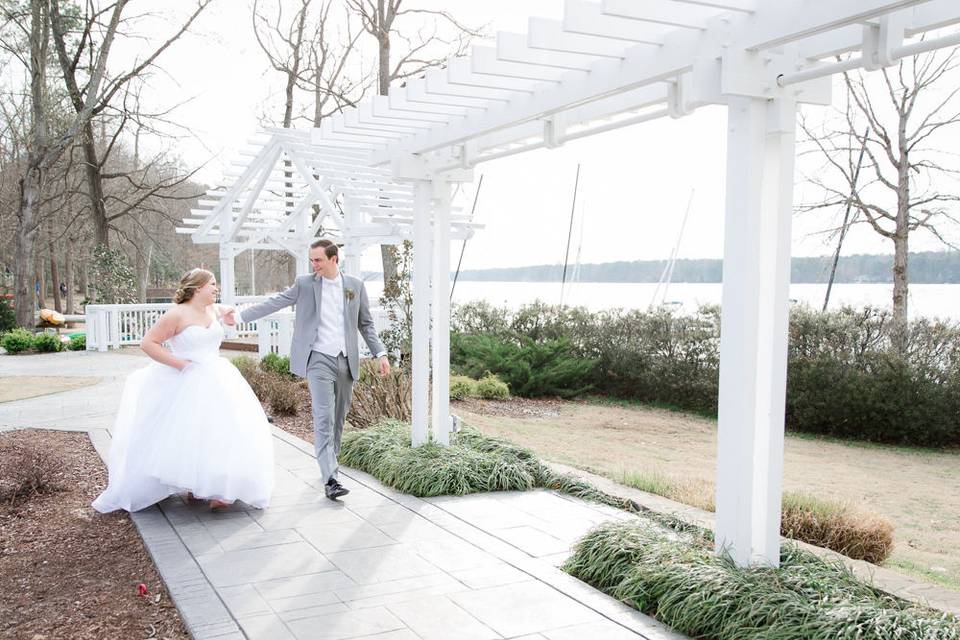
[93,268,274,513]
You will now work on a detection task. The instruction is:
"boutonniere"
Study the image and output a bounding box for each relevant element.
[345,288,356,301]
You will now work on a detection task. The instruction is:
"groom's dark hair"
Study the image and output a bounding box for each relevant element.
[310,238,339,261]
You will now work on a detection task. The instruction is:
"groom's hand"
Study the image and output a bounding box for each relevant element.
[222,307,237,326]
[378,355,390,377]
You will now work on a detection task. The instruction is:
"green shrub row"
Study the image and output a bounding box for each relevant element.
[451,302,960,447]
[564,520,958,640]
[0,329,79,354]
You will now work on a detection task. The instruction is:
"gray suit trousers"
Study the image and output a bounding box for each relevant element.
[306,351,354,484]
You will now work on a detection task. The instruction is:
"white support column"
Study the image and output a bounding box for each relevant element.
[219,243,238,338]
[295,250,310,277]
[411,180,433,447]
[219,243,236,306]
[714,96,796,568]
[431,180,452,446]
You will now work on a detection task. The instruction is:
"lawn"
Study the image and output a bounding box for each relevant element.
[453,396,960,591]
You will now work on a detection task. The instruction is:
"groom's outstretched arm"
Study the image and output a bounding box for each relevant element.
[236,279,300,324]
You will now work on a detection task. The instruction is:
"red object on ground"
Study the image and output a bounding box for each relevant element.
[137,583,148,596]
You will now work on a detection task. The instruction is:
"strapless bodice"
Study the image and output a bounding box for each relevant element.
[168,320,223,363]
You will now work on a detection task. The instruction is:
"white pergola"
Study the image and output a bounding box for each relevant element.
[193,1,960,569]
[179,127,480,304]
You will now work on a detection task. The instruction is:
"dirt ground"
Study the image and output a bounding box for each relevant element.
[453,397,960,591]
[0,376,101,403]
[0,429,189,640]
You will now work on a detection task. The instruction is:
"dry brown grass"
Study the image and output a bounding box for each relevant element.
[620,468,894,562]
[781,491,895,564]
[347,361,411,429]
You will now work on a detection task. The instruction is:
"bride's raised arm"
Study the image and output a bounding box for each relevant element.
[214,303,237,326]
[142,308,192,371]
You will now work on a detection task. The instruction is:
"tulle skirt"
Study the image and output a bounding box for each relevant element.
[93,357,274,513]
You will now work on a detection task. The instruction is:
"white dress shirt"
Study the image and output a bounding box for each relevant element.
[312,273,346,356]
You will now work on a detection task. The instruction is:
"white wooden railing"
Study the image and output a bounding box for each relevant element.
[85,303,171,352]
[85,298,392,359]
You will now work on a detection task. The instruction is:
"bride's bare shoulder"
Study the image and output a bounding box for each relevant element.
[161,304,191,330]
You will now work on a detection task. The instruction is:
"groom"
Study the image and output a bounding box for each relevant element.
[227,239,389,499]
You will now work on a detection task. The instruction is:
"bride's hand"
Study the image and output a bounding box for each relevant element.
[221,307,237,326]
[177,359,194,372]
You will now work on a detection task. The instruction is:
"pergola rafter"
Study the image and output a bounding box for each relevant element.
[185,0,960,570]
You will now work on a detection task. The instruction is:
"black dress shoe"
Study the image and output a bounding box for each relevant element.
[324,479,349,500]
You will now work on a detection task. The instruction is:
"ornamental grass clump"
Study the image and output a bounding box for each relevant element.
[340,421,545,497]
[564,520,959,640]
[781,490,894,564]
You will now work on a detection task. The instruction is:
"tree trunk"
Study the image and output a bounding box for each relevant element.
[49,231,62,313]
[135,242,153,302]
[82,120,110,246]
[890,112,911,354]
[287,253,297,282]
[36,251,46,308]
[79,257,88,304]
[13,174,41,327]
[65,243,75,314]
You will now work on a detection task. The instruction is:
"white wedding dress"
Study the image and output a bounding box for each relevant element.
[93,319,274,513]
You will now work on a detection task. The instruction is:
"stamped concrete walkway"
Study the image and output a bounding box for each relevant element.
[0,351,685,640]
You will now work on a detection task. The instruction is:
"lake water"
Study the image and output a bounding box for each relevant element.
[364,281,960,321]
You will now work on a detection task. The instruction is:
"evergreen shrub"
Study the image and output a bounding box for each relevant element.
[31,332,62,353]
[451,332,596,398]
[1,329,35,354]
[260,353,292,377]
[475,373,509,399]
[67,335,85,351]
[449,375,477,400]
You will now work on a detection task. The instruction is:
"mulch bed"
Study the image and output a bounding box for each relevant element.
[0,429,189,640]
[264,382,317,444]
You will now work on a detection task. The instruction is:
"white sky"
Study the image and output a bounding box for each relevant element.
[121,0,960,272]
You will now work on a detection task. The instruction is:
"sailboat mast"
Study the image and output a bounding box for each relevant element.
[560,164,581,306]
[450,174,484,303]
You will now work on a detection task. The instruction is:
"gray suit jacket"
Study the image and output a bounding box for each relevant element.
[239,273,386,380]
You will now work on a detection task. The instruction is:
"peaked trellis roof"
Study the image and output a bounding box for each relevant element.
[179,128,479,253]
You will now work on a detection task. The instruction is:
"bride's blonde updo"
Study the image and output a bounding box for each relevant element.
[173,268,215,304]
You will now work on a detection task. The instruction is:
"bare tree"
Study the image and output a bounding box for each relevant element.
[346,0,481,284]
[48,0,212,248]
[799,48,960,353]
[3,0,125,327]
